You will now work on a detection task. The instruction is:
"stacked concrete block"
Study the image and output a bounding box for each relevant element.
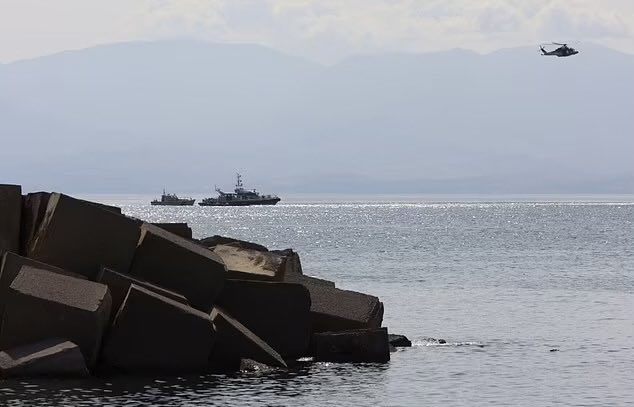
[305,284,384,333]
[0,266,111,368]
[210,307,287,370]
[129,223,226,312]
[27,193,140,279]
[311,328,391,363]
[96,267,189,322]
[152,223,193,240]
[0,184,21,256]
[217,279,312,358]
[0,339,89,378]
[102,285,216,373]
[212,244,288,281]
[0,252,85,326]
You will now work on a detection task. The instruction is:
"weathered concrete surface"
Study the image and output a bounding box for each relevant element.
[210,307,287,371]
[102,284,216,373]
[0,252,86,328]
[0,339,89,378]
[153,223,193,240]
[388,334,412,347]
[311,328,390,363]
[305,284,384,333]
[200,235,268,252]
[212,245,287,282]
[0,184,21,256]
[217,279,311,358]
[283,272,335,287]
[129,223,226,312]
[0,266,111,368]
[27,193,141,279]
[96,267,189,322]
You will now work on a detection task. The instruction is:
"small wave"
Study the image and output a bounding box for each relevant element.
[412,338,485,348]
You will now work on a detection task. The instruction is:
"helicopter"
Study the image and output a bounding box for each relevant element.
[540,42,579,57]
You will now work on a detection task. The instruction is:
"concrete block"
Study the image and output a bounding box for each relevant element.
[96,266,188,321]
[283,272,335,287]
[0,266,111,368]
[0,338,89,378]
[312,328,390,363]
[20,192,50,255]
[305,284,384,333]
[217,279,311,358]
[271,248,303,275]
[0,252,86,328]
[210,307,287,371]
[28,193,141,279]
[102,284,216,373]
[0,184,21,256]
[200,235,268,252]
[212,245,287,282]
[152,223,193,240]
[129,223,226,312]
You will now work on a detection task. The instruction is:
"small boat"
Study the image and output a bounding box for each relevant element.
[151,190,195,206]
[199,174,280,206]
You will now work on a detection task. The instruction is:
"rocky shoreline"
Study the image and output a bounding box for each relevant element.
[0,184,409,379]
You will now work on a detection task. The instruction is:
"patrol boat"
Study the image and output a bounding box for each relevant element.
[199,174,280,206]
[150,190,195,206]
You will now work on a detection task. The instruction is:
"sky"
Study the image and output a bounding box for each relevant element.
[1,0,633,64]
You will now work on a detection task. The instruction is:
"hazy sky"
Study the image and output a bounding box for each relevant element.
[1,0,633,63]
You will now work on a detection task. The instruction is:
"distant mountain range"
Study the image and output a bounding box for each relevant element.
[1,40,632,194]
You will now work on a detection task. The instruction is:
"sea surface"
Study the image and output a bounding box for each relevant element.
[2,195,633,406]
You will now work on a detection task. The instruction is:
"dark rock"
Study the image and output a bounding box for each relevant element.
[217,279,311,358]
[312,328,391,363]
[96,266,189,322]
[304,283,384,333]
[200,235,268,252]
[27,193,141,279]
[388,334,412,347]
[0,338,89,378]
[0,184,21,256]
[0,266,111,368]
[128,223,226,312]
[152,223,193,240]
[239,358,275,373]
[102,284,216,373]
[209,307,287,371]
[212,244,287,282]
[0,252,86,329]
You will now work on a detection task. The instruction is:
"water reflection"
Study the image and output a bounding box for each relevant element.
[0,362,390,406]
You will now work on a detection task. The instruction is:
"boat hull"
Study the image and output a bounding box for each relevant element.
[198,198,280,207]
[150,200,195,206]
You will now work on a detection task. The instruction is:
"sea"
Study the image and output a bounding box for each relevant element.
[1,194,632,407]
